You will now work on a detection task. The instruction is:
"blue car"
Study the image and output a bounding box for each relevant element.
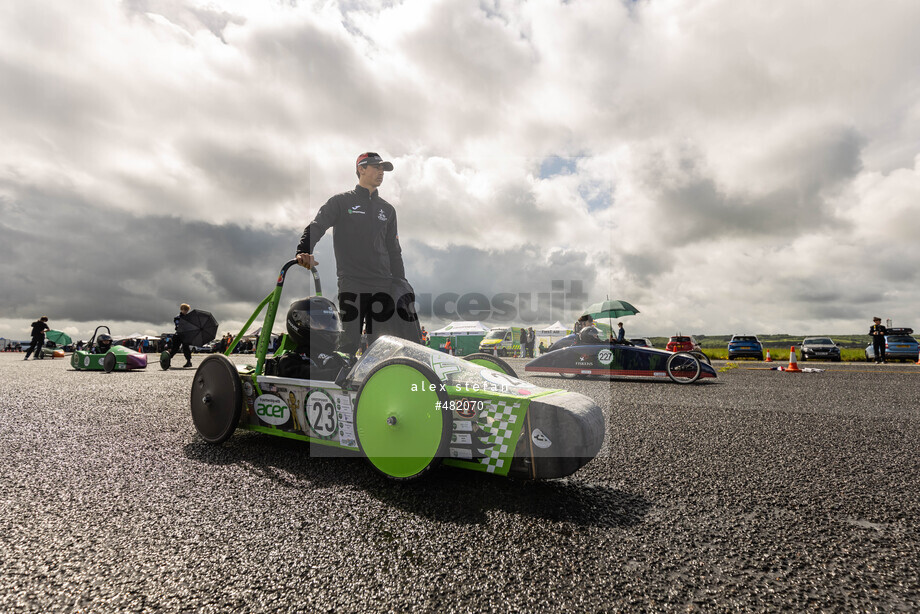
[727,335,764,361]
[865,327,919,362]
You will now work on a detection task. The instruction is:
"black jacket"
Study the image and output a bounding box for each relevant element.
[297,185,405,284]
[30,320,49,337]
[869,324,887,339]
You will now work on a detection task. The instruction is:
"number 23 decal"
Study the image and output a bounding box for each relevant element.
[303,390,338,439]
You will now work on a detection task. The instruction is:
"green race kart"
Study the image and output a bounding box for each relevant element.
[189,261,604,480]
[71,326,148,373]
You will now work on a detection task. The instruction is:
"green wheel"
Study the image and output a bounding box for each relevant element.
[159,350,171,371]
[463,353,517,377]
[354,358,451,480]
[190,354,242,444]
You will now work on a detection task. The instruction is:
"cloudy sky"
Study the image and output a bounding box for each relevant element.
[2,0,919,342]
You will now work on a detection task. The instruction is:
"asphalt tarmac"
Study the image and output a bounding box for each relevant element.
[1,352,918,612]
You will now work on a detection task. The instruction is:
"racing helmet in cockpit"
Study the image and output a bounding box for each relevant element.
[286,296,343,355]
[95,334,113,353]
[577,325,604,345]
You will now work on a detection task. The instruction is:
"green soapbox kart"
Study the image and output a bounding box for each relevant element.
[189,261,604,480]
[71,326,148,372]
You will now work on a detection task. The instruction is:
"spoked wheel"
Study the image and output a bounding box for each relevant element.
[463,353,517,377]
[690,351,711,366]
[666,352,702,384]
[103,352,117,373]
[354,358,451,481]
[190,354,242,444]
[560,372,578,379]
[160,351,171,371]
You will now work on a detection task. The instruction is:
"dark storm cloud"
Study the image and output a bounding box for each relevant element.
[181,138,303,202]
[403,241,597,324]
[651,126,865,246]
[0,186,299,327]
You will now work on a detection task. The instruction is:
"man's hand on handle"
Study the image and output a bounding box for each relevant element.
[296,253,318,268]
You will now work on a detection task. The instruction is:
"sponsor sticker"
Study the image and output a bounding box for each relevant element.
[303,389,339,438]
[479,369,535,393]
[254,394,290,426]
[531,428,552,449]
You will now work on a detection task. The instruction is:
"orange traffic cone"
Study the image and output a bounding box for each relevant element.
[764,349,773,362]
[785,346,801,372]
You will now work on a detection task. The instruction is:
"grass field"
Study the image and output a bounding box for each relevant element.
[698,347,871,362]
[641,333,919,363]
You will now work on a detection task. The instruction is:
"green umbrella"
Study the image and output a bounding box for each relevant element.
[45,330,72,346]
[582,299,640,320]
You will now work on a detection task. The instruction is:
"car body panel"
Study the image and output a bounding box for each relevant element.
[800,337,841,361]
[525,343,717,382]
[865,331,919,361]
[666,335,700,353]
[727,335,764,360]
[71,345,148,371]
[235,335,604,479]
[478,326,524,356]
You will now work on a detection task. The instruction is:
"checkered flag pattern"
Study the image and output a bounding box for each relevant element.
[477,400,521,473]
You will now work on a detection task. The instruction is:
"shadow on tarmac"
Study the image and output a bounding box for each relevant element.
[183,434,649,529]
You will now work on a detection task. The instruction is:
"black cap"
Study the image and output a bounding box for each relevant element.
[356,152,393,171]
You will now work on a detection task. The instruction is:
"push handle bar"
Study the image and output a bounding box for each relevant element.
[279,259,322,297]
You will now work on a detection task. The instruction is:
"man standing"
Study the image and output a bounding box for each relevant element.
[165,303,193,368]
[295,152,407,355]
[616,322,626,343]
[869,317,887,364]
[24,316,49,360]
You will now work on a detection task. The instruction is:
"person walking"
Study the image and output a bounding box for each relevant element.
[869,317,887,364]
[24,316,50,360]
[167,304,193,368]
[295,152,412,355]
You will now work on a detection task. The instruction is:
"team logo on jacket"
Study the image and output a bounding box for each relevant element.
[377,209,387,221]
[348,205,365,215]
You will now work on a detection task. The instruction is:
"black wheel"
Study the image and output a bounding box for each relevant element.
[160,351,171,371]
[865,352,871,363]
[757,353,764,361]
[666,352,701,384]
[463,353,517,377]
[103,352,116,373]
[800,354,807,362]
[727,354,735,361]
[690,351,711,366]
[354,358,451,481]
[190,354,242,444]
